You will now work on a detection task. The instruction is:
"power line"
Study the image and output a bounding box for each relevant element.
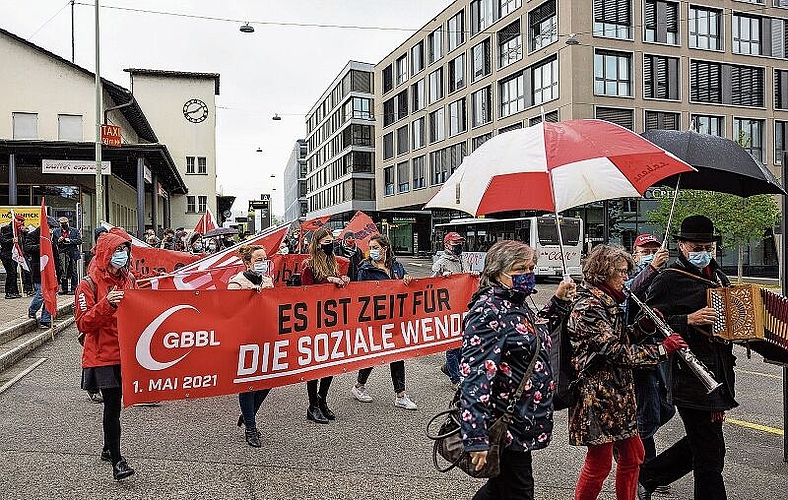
[29,0,72,40]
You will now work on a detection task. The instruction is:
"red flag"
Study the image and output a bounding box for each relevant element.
[339,211,379,254]
[10,210,29,272]
[39,199,59,319]
[193,207,218,234]
[300,215,330,231]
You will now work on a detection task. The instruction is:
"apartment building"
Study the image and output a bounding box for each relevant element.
[283,139,308,222]
[304,61,376,225]
[375,0,788,274]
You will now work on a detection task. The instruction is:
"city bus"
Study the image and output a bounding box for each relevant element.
[433,215,583,277]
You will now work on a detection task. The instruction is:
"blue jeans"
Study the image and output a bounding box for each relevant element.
[239,389,270,430]
[28,283,52,323]
[445,348,461,383]
[634,363,675,459]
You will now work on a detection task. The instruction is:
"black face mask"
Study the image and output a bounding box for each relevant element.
[321,243,334,256]
[60,224,68,231]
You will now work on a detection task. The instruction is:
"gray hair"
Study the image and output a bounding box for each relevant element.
[480,240,536,288]
[582,244,633,285]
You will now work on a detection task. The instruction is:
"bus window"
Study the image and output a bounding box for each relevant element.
[537,218,581,246]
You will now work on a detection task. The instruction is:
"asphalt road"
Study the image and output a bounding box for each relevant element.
[0,261,786,499]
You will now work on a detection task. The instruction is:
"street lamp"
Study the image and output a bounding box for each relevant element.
[272,114,282,121]
[256,147,263,153]
[240,23,254,33]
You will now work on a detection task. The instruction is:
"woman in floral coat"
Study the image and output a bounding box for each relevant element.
[568,245,687,500]
[460,240,575,500]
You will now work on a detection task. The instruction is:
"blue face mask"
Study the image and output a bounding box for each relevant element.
[450,244,463,256]
[506,272,537,295]
[687,251,712,269]
[110,249,128,268]
[639,253,654,267]
[252,260,271,275]
[369,249,381,261]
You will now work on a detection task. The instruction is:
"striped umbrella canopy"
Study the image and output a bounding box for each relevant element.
[425,119,695,216]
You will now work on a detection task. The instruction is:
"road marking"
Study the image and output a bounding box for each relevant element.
[405,262,425,267]
[0,358,47,395]
[727,418,784,436]
[736,368,782,380]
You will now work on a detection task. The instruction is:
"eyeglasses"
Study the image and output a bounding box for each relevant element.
[685,244,715,252]
[615,267,629,276]
[636,248,659,255]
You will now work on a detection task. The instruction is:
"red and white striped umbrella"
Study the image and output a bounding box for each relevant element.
[425,120,694,215]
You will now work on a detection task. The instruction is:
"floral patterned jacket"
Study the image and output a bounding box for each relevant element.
[460,285,572,453]
[567,283,664,446]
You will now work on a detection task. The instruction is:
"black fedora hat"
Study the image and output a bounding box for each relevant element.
[673,215,720,242]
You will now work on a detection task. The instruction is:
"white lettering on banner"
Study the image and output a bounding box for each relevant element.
[237,340,290,375]
[42,159,111,175]
[136,305,209,371]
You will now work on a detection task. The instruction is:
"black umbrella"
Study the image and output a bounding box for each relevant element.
[202,227,238,238]
[641,130,787,196]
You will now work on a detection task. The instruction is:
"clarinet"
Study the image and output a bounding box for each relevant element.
[625,285,723,394]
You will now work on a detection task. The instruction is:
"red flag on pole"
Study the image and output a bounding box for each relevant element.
[339,211,379,254]
[10,210,30,272]
[193,207,218,234]
[39,199,59,320]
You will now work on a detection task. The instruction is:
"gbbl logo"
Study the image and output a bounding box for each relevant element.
[135,305,220,371]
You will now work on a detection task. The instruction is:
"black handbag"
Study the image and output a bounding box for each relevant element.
[426,333,541,478]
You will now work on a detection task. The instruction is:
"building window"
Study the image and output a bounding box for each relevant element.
[776,120,788,163]
[733,14,761,55]
[499,72,526,118]
[690,60,721,103]
[595,107,634,130]
[470,0,495,37]
[12,112,37,140]
[428,27,443,64]
[644,0,679,45]
[644,110,680,131]
[449,98,467,137]
[448,142,467,174]
[689,6,721,50]
[384,166,395,195]
[396,90,408,120]
[186,156,196,174]
[413,117,426,149]
[354,179,375,201]
[472,132,493,151]
[471,38,492,82]
[448,11,465,52]
[471,86,492,127]
[530,0,557,51]
[776,70,788,109]
[186,196,196,213]
[499,122,524,134]
[397,161,411,193]
[731,65,764,106]
[691,61,762,106]
[430,148,449,185]
[734,117,764,162]
[448,54,466,93]
[430,107,446,143]
[198,157,207,174]
[593,0,632,39]
[412,42,425,75]
[529,110,559,125]
[397,125,409,155]
[57,114,83,141]
[500,0,522,17]
[383,132,395,160]
[396,54,408,85]
[198,196,208,213]
[348,97,372,119]
[594,50,632,97]
[429,68,444,104]
[383,98,395,127]
[413,155,426,189]
[643,54,679,100]
[532,56,558,105]
[412,79,425,111]
[498,20,522,68]
[691,114,724,136]
[383,64,393,93]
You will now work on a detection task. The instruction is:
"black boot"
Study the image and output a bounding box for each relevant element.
[318,396,335,421]
[245,428,262,448]
[100,449,111,462]
[237,414,244,428]
[306,405,329,424]
[113,458,135,480]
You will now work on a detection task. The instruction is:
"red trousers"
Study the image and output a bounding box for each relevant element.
[574,435,645,500]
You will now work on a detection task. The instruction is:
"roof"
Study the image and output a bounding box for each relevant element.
[124,68,221,95]
[0,27,158,143]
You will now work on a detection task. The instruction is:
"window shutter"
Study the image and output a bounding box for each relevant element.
[656,57,668,98]
[530,0,556,27]
[644,56,654,98]
[616,0,631,25]
[644,0,656,29]
[666,2,678,34]
[772,19,786,59]
[596,107,634,130]
[529,110,558,126]
[498,20,521,45]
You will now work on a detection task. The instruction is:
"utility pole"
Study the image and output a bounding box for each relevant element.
[94,0,103,226]
[70,0,75,63]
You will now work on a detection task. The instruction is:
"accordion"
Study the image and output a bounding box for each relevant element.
[707,284,788,365]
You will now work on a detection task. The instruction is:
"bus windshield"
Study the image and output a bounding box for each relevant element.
[537,218,581,246]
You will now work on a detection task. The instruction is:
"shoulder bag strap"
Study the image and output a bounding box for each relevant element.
[664,267,720,288]
[504,325,542,417]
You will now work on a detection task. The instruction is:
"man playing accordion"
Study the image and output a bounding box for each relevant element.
[638,215,737,500]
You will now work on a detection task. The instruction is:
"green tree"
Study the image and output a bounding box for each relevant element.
[648,189,780,283]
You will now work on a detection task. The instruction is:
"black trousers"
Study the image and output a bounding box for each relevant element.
[472,448,534,500]
[306,377,333,406]
[101,387,123,466]
[61,254,78,293]
[639,406,727,500]
[1,255,19,295]
[357,360,406,394]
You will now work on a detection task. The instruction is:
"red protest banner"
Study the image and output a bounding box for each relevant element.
[116,274,477,406]
[340,211,378,254]
[131,246,202,280]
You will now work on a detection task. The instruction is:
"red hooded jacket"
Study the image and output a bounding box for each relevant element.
[76,228,136,368]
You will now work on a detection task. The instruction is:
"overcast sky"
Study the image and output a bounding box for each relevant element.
[0,0,448,216]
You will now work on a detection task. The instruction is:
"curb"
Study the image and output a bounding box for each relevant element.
[0,303,75,373]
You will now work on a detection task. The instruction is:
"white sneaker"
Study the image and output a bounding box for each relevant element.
[351,384,373,403]
[394,394,418,410]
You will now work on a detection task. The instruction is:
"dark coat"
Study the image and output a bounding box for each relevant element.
[460,285,572,453]
[53,226,82,260]
[334,242,364,281]
[645,256,738,411]
[356,258,406,281]
[0,223,14,259]
[568,283,663,446]
[24,227,41,283]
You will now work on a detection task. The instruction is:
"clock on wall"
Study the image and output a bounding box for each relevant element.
[183,98,209,123]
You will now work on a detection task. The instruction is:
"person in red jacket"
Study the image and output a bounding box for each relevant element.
[75,227,136,481]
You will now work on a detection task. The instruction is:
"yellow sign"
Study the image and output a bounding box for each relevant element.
[0,206,42,228]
